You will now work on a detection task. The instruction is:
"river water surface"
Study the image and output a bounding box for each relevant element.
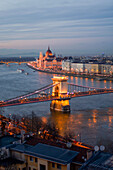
[0,63,113,147]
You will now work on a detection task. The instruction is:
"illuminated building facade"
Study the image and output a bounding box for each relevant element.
[84,63,99,74]
[62,60,71,71]
[99,64,113,75]
[36,47,63,70]
[71,62,84,73]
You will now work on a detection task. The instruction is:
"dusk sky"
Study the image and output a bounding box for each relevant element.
[0,0,113,56]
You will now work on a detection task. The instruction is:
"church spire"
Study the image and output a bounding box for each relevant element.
[48,46,50,50]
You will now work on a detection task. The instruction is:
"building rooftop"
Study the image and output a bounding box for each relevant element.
[25,136,93,163]
[0,135,20,148]
[46,58,53,61]
[11,143,79,165]
[80,151,113,170]
[72,61,82,64]
[56,57,63,61]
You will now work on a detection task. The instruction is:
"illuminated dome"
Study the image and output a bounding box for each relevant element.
[46,46,53,56]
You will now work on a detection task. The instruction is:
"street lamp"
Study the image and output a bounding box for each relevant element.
[78,133,81,142]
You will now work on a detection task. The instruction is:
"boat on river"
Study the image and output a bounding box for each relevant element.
[17,69,24,73]
[25,72,29,75]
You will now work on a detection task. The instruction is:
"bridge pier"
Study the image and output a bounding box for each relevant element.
[50,76,70,113]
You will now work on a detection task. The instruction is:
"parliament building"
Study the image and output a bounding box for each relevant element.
[36,47,63,70]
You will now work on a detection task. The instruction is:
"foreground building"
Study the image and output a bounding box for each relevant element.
[0,135,94,170]
[11,143,79,170]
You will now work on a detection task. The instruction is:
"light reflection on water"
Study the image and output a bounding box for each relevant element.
[0,63,113,147]
[49,107,113,145]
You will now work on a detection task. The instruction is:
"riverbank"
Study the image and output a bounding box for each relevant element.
[27,63,113,81]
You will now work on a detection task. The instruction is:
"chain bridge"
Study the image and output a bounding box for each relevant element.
[0,76,113,112]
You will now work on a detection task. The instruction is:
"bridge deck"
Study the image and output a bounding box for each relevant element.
[0,89,113,107]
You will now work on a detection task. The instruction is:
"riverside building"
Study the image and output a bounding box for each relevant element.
[71,62,85,73]
[62,59,113,76]
[36,47,63,70]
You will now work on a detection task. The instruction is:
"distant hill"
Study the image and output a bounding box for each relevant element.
[0,49,39,57]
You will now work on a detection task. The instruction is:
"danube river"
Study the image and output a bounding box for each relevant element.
[0,63,113,147]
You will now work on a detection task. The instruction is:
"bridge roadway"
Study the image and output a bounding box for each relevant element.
[1,61,29,64]
[0,88,113,107]
[0,57,36,64]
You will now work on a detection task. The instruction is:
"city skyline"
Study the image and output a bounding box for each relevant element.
[0,0,113,56]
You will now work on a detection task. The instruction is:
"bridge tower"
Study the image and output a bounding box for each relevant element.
[50,76,70,112]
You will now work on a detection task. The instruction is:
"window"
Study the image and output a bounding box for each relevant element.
[52,163,55,168]
[22,168,26,170]
[57,164,61,169]
[40,164,46,170]
[30,156,33,161]
[35,158,37,163]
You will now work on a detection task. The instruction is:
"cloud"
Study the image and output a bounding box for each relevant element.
[0,0,113,55]
[0,18,113,41]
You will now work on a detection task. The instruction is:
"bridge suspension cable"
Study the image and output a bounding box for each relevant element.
[4,83,59,103]
[68,83,111,90]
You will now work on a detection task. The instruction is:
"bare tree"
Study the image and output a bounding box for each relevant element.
[45,122,59,140]
[1,121,6,135]
[64,130,74,143]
